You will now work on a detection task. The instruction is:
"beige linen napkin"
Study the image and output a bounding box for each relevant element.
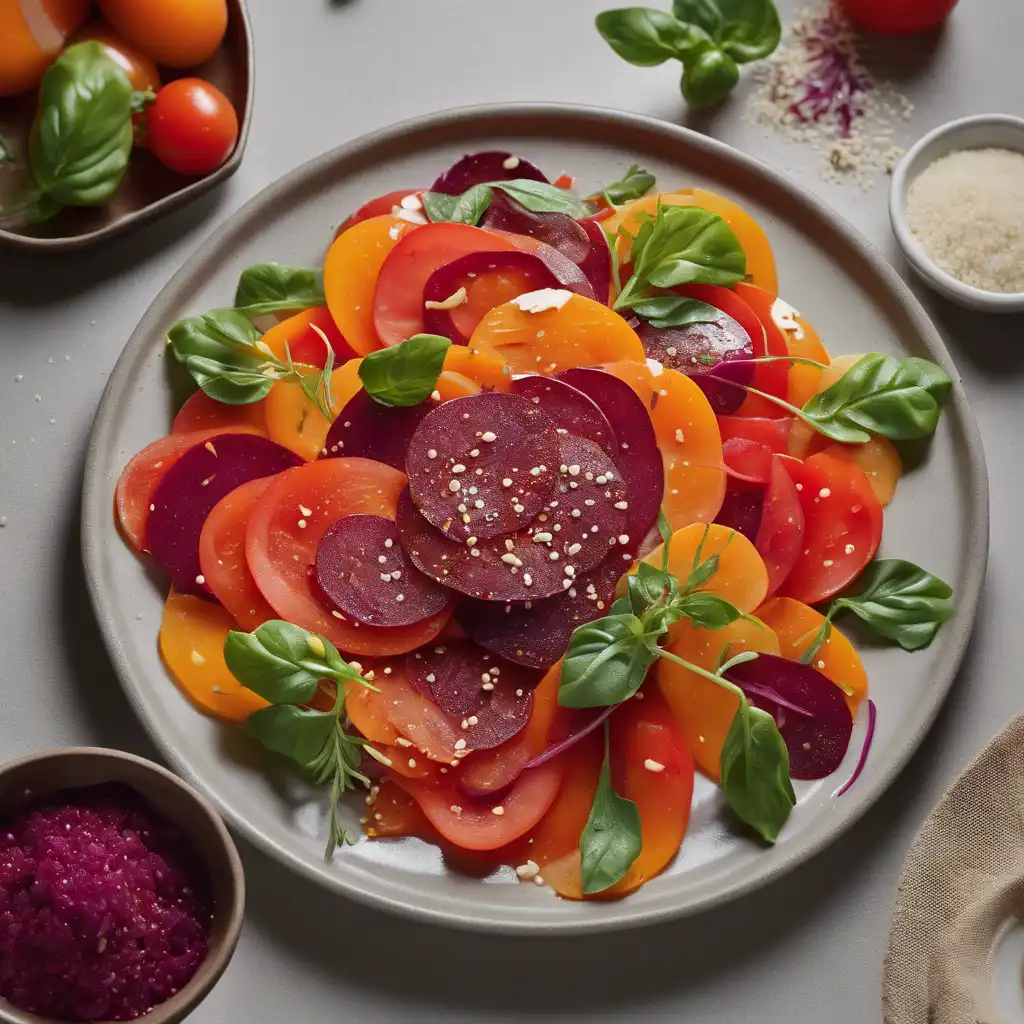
[884,715,1024,1024]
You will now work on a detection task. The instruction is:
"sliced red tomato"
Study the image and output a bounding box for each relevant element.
[336,189,424,237]
[779,451,883,605]
[260,306,358,368]
[364,780,433,838]
[199,477,277,631]
[373,223,517,346]
[732,282,791,416]
[245,458,452,656]
[393,759,565,851]
[171,391,267,435]
[717,415,793,455]
[755,455,805,597]
[722,437,774,484]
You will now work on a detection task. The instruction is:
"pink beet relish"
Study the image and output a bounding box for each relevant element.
[0,783,211,1021]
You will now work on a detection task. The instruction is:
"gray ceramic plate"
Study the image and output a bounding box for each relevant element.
[81,104,988,934]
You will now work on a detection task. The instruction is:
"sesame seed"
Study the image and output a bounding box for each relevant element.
[502,477,513,487]
[384,538,393,548]
[408,759,417,768]
[533,532,552,543]
[195,574,205,585]
[817,660,826,669]
[819,487,831,498]
[396,737,413,747]
[845,543,855,554]
[492,806,505,816]
[395,594,405,602]
[454,738,467,750]
[190,650,206,666]
[449,480,461,492]
[618,534,630,545]
[564,565,575,578]
[515,860,541,880]
[481,431,497,442]
[823,559,834,567]
[644,759,665,773]
[482,682,495,691]
[297,519,307,529]
[428,449,438,459]
[450,805,462,815]
[299,505,312,517]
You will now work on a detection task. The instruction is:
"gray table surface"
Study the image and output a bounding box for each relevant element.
[0,0,1019,1019]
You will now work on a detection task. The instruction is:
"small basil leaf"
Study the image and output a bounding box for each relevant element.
[358,333,451,407]
[680,551,720,593]
[183,355,275,405]
[609,596,632,616]
[559,614,657,708]
[680,46,740,108]
[224,620,355,704]
[630,295,724,328]
[657,507,674,549]
[671,0,724,33]
[720,699,795,843]
[596,8,711,66]
[598,164,656,205]
[634,561,673,607]
[28,42,133,206]
[675,591,747,630]
[491,179,589,219]
[712,0,781,63]
[833,558,954,651]
[234,263,326,318]
[246,704,337,766]
[579,741,642,894]
[422,184,494,225]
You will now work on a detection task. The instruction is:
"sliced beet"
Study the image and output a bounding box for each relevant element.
[322,390,434,470]
[635,313,753,415]
[454,557,624,668]
[481,191,589,264]
[429,151,548,195]
[423,250,593,346]
[714,484,764,541]
[556,367,663,546]
[510,375,618,459]
[723,653,854,780]
[405,640,539,749]
[578,216,613,304]
[147,433,302,595]
[314,514,452,627]
[405,392,559,543]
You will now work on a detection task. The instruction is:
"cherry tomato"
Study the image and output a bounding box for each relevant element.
[838,0,957,35]
[145,78,238,177]
[72,19,160,92]
[98,0,226,67]
[336,189,423,237]
[0,0,90,97]
[779,451,883,605]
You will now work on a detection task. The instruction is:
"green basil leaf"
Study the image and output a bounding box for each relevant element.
[657,507,674,549]
[579,738,642,894]
[28,42,133,207]
[183,354,275,405]
[246,704,337,766]
[680,551,720,593]
[596,8,711,66]
[598,164,656,205]
[629,296,724,328]
[559,614,657,708]
[491,179,589,219]
[675,591,747,630]
[712,0,781,62]
[720,699,795,843]
[671,0,724,32]
[609,596,632,616]
[358,333,451,407]
[224,620,356,704]
[680,47,740,108]
[833,558,954,651]
[422,184,494,225]
[234,263,326,318]
[633,561,674,608]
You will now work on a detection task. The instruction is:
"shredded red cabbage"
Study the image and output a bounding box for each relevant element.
[522,703,617,770]
[834,698,877,797]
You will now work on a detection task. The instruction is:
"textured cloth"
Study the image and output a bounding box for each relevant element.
[884,715,1024,1024]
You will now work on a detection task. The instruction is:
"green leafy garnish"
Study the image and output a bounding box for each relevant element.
[224,620,375,859]
[357,333,451,407]
[596,8,711,65]
[674,0,781,62]
[614,203,746,309]
[233,263,326,319]
[422,184,494,226]
[591,164,657,206]
[629,295,724,328]
[579,725,643,893]
[422,178,589,226]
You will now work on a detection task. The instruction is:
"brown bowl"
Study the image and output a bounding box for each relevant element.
[0,0,253,254]
[0,747,245,1024]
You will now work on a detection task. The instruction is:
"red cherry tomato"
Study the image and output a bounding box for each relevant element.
[145,78,239,176]
[838,0,958,35]
[336,189,424,237]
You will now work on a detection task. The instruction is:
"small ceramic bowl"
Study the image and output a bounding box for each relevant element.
[889,113,1024,313]
[0,747,245,1024]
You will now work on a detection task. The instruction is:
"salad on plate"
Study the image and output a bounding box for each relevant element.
[114,150,955,899]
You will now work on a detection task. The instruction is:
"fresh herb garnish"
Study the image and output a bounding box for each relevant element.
[628,295,724,328]
[422,184,494,226]
[357,333,451,407]
[614,202,747,309]
[422,178,589,226]
[233,262,326,319]
[590,164,657,206]
[674,0,781,62]
[224,620,377,859]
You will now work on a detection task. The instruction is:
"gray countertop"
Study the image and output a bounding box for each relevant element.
[0,0,1019,1019]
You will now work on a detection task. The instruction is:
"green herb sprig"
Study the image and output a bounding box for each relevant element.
[358,334,451,407]
[422,178,589,226]
[588,164,657,207]
[233,263,326,319]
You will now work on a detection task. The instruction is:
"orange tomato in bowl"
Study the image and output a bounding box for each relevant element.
[71,18,161,92]
[0,0,90,97]
[98,0,227,68]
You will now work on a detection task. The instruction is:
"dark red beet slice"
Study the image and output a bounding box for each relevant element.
[578,216,613,304]
[723,653,854,780]
[405,392,559,543]
[429,151,548,195]
[314,514,452,627]
[423,250,592,346]
[405,641,539,749]
[714,484,763,541]
[322,390,434,470]
[510,375,618,459]
[634,314,753,415]
[398,435,628,602]
[455,557,624,668]
[481,191,589,264]
[556,367,663,545]
[147,433,302,595]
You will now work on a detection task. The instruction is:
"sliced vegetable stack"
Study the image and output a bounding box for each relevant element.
[115,151,956,899]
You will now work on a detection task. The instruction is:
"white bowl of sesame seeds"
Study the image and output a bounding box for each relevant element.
[890,113,1024,313]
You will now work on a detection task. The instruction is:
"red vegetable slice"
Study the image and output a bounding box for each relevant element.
[733,281,792,414]
[509,375,618,459]
[578,216,613,304]
[834,699,877,797]
[716,415,794,454]
[755,456,806,597]
[722,437,774,484]
[315,514,452,627]
[556,367,663,546]
[481,191,590,263]
[723,652,854,780]
[147,433,303,595]
[429,151,548,195]
[714,484,763,541]
[336,188,424,235]
[323,390,435,470]
[405,392,559,543]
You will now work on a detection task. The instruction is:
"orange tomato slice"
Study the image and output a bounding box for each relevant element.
[821,437,902,506]
[260,306,356,368]
[437,345,511,397]
[771,301,832,408]
[171,390,268,435]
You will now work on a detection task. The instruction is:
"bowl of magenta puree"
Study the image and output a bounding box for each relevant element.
[0,748,245,1024]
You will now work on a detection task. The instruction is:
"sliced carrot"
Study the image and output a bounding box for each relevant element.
[171,390,268,435]
[469,293,645,375]
[756,597,868,713]
[324,215,417,356]
[263,357,364,461]
[159,590,269,722]
[822,437,902,506]
[775,305,831,408]
[605,359,726,531]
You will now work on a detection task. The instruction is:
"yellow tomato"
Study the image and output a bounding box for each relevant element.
[98,0,227,68]
[0,0,90,97]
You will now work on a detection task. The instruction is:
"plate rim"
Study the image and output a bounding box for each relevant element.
[81,101,990,934]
